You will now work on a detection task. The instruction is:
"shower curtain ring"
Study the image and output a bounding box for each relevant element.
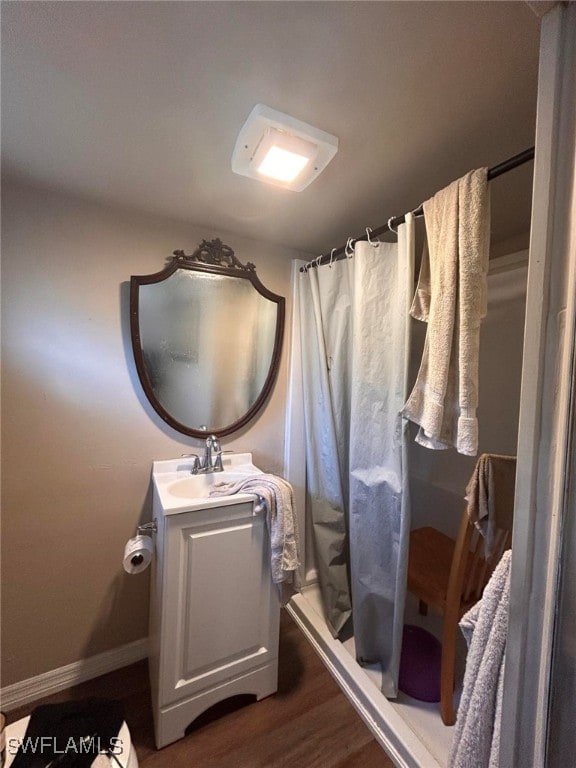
[329,248,336,268]
[387,216,399,235]
[366,227,380,247]
[345,237,355,258]
[316,255,323,269]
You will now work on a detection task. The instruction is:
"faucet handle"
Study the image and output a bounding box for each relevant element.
[181,453,201,473]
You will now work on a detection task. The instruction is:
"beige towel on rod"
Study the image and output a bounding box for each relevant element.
[403,167,490,455]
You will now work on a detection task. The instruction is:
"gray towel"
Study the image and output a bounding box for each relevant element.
[403,168,490,456]
[449,549,511,768]
[465,454,516,558]
[210,473,300,602]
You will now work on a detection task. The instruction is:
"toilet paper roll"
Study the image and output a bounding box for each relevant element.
[123,535,154,574]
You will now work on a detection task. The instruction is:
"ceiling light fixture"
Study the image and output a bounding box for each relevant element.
[231,104,338,191]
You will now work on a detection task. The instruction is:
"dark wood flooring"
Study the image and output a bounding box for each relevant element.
[7,610,395,767]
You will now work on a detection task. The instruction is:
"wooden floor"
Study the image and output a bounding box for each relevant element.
[8,610,395,767]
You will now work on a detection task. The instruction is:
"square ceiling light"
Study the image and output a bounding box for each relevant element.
[231,104,338,191]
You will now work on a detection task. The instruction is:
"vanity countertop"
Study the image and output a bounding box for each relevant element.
[152,452,263,514]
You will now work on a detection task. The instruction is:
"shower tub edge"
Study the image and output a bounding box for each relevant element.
[286,590,443,768]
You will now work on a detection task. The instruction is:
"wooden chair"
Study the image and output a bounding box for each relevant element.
[407,461,515,726]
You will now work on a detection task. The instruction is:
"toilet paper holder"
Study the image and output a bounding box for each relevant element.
[137,520,158,536]
[128,521,157,568]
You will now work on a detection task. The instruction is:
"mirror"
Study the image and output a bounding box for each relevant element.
[130,238,285,437]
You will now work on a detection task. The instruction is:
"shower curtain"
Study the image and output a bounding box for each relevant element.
[299,216,414,694]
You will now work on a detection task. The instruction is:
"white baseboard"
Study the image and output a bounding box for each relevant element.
[0,638,148,712]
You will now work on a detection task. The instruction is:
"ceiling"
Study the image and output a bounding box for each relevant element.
[1,2,541,257]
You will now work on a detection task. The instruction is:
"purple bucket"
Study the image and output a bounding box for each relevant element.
[398,624,442,702]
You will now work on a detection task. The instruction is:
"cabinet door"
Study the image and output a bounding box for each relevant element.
[159,501,279,707]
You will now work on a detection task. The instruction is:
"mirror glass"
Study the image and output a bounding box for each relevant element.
[130,239,285,437]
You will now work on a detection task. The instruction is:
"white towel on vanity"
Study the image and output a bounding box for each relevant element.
[403,168,490,455]
[209,473,300,602]
[449,549,511,768]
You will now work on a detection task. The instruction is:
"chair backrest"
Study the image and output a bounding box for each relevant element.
[461,523,513,605]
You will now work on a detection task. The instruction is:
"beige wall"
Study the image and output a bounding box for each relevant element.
[1,176,304,686]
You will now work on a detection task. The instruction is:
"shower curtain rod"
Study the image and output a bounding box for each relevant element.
[300,146,535,272]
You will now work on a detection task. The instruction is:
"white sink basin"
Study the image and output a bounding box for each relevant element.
[168,470,260,499]
[152,452,262,514]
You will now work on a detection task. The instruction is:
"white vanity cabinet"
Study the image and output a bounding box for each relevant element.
[148,456,280,749]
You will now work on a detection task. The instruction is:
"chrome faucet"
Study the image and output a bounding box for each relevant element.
[182,435,223,474]
[203,434,223,472]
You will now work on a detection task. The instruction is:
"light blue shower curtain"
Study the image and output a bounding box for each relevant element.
[299,256,354,637]
[299,216,414,693]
